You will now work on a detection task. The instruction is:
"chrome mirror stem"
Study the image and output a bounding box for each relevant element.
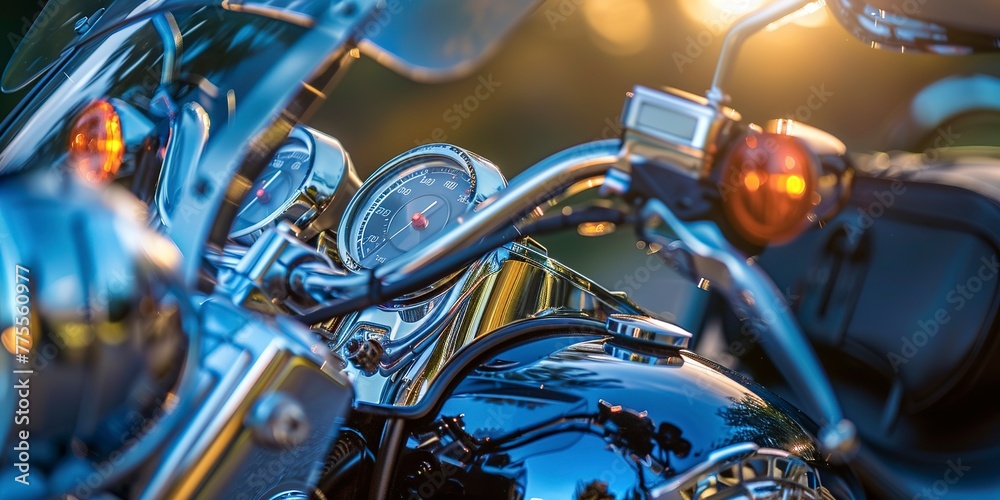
[707,0,813,106]
[154,102,210,228]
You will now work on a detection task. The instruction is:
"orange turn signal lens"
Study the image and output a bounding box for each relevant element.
[69,99,124,183]
[719,132,819,245]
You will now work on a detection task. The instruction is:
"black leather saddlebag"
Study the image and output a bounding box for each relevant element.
[759,152,1000,417]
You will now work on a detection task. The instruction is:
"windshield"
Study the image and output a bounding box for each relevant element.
[0,3,313,177]
[1,0,116,93]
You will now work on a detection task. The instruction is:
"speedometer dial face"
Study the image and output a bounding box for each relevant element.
[349,160,473,269]
[230,148,311,238]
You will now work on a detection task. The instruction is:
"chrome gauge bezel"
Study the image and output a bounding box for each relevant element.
[228,126,354,245]
[228,128,315,242]
[337,143,506,275]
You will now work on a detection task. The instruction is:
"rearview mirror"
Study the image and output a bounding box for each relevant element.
[827,0,1000,54]
[357,0,542,83]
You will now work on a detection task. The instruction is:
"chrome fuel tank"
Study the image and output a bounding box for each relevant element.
[398,327,859,499]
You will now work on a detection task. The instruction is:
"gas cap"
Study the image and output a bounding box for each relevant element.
[605,314,692,349]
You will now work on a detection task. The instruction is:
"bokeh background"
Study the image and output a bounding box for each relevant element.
[2,0,999,329]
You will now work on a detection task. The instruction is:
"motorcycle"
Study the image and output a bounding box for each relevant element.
[0,0,997,498]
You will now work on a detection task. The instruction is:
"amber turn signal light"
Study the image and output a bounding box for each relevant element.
[69,99,124,183]
[719,131,819,245]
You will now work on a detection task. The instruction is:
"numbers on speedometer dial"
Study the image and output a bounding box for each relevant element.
[231,149,311,233]
[352,161,472,269]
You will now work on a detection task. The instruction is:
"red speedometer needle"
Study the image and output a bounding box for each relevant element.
[388,200,438,241]
[411,212,429,230]
[237,170,282,216]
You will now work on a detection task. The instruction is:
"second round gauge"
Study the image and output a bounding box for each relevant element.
[351,160,473,269]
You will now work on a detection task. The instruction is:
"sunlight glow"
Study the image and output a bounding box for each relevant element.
[765,1,828,31]
[582,0,653,56]
[679,0,766,29]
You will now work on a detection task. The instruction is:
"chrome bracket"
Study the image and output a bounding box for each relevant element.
[218,222,335,314]
[606,313,692,350]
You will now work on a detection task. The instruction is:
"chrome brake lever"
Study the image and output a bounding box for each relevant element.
[639,199,857,461]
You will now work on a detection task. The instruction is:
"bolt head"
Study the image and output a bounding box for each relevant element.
[247,392,311,449]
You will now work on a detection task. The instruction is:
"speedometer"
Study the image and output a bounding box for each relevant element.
[353,162,473,268]
[339,144,506,273]
[230,147,312,238]
[227,126,360,245]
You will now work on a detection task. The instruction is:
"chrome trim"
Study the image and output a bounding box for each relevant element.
[292,261,371,301]
[221,1,317,27]
[221,222,339,314]
[375,279,469,372]
[828,1,1000,54]
[606,313,692,349]
[652,442,760,498]
[227,126,360,246]
[296,127,362,242]
[207,243,250,269]
[650,443,828,499]
[155,101,210,228]
[639,199,856,460]
[325,239,643,407]
[151,13,181,85]
[140,302,353,498]
[268,491,310,500]
[605,344,684,366]
[227,126,316,243]
[765,119,847,156]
